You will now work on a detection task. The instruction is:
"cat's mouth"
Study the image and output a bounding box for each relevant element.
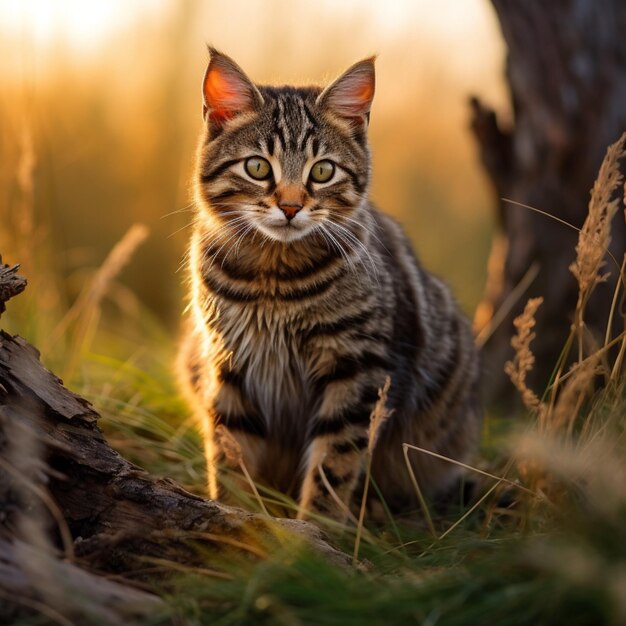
[258,220,311,243]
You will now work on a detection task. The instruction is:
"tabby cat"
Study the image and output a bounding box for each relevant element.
[178,48,481,521]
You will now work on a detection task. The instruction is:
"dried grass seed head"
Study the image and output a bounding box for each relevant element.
[504,297,545,415]
[570,132,626,295]
[367,376,393,454]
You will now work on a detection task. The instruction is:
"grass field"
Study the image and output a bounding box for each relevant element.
[1,5,624,622]
[3,124,625,624]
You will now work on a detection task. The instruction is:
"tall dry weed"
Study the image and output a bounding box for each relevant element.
[1,122,64,345]
[215,425,269,516]
[504,297,546,421]
[506,133,626,506]
[353,377,393,562]
[569,132,626,363]
[550,354,601,437]
[49,223,149,380]
[570,133,626,298]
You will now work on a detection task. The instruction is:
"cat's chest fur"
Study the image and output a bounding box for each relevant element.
[217,301,318,432]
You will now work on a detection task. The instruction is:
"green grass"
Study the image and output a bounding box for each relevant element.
[57,326,626,626]
[151,472,625,626]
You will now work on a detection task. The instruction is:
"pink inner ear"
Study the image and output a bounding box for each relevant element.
[203,65,253,123]
[339,78,374,116]
[323,64,375,120]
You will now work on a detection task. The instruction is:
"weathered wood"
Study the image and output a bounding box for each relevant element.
[0,539,165,626]
[0,258,27,317]
[472,0,626,405]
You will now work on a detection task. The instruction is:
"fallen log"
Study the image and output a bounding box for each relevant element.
[0,539,165,626]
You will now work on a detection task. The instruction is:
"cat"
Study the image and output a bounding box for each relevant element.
[177,48,482,521]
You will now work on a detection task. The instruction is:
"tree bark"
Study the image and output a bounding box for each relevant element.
[0,258,27,317]
[471,0,626,406]
[0,265,352,624]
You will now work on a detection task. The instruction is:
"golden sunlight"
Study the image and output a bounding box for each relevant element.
[0,0,163,51]
[0,0,506,316]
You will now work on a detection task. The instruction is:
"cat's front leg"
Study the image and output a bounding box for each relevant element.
[298,381,381,522]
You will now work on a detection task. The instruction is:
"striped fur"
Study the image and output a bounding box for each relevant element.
[178,49,481,521]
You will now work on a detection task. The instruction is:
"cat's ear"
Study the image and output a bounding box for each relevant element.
[317,57,376,124]
[202,48,263,126]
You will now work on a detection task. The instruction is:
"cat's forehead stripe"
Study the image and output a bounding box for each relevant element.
[275,97,292,149]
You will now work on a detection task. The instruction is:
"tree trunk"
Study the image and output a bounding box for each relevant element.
[0,262,352,624]
[471,0,626,406]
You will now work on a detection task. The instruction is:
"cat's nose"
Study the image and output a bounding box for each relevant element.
[278,203,303,220]
[276,184,305,221]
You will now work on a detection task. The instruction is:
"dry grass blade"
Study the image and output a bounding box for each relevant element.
[546,133,626,403]
[354,377,393,563]
[551,353,602,437]
[612,330,626,381]
[504,297,547,423]
[475,261,540,350]
[367,376,393,454]
[611,181,626,379]
[81,223,150,309]
[402,443,437,539]
[0,456,74,561]
[316,462,359,526]
[402,443,539,499]
[0,587,74,626]
[604,254,626,348]
[215,425,269,516]
[137,555,234,580]
[570,132,626,297]
[54,223,149,379]
[570,132,626,363]
[151,529,269,559]
[437,480,501,542]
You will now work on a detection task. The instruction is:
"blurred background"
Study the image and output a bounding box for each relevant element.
[0,0,508,367]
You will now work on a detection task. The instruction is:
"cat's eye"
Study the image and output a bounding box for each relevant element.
[309,160,335,183]
[245,156,272,181]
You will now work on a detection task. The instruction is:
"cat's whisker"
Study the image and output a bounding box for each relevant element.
[326,221,380,288]
[200,231,244,271]
[331,233,368,289]
[175,248,192,275]
[340,214,393,256]
[225,224,256,265]
[196,215,249,254]
[167,220,198,240]
[197,214,250,244]
[331,233,362,279]
[316,224,357,277]
[203,219,253,273]
[208,225,249,266]
[161,203,195,219]
[329,219,380,277]
[312,224,342,259]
